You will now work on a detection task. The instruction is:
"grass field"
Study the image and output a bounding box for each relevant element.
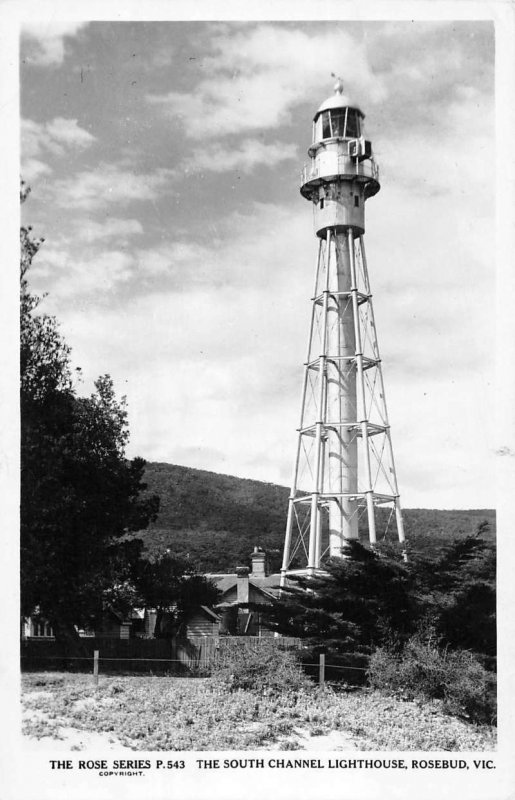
[21,673,496,751]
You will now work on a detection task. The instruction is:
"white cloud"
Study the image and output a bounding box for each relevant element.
[377,86,491,200]
[21,157,52,182]
[50,281,303,482]
[182,139,297,175]
[75,218,144,244]
[32,201,311,301]
[49,164,174,210]
[21,22,89,66]
[45,117,96,149]
[21,117,96,174]
[147,25,385,139]
[130,201,312,293]
[35,247,135,299]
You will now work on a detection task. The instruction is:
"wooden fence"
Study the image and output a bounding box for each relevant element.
[177,635,303,670]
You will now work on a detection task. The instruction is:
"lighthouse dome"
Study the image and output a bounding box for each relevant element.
[312,85,365,144]
[314,79,364,120]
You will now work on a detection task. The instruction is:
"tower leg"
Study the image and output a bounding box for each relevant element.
[358,235,405,547]
[281,240,325,583]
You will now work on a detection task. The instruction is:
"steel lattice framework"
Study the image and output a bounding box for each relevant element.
[281,83,405,583]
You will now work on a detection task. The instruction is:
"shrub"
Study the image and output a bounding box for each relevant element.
[211,640,311,695]
[367,635,496,725]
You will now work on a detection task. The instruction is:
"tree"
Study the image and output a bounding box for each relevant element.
[263,533,495,660]
[20,188,159,649]
[264,541,417,654]
[409,530,496,657]
[135,553,221,637]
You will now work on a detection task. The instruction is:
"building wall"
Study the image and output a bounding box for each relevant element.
[185,613,220,637]
[94,614,131,640]
[22,617,54,639]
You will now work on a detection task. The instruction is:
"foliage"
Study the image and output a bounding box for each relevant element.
[133,461,495,573]
[408,532,496,656]
[264,541,417,654]
[367,633,497,725]
[261,534,495,663]
[211,640,311,694]
[21,672,496,751]
[137,462,290,572]
[20,188,159,646]
[134,553,221,637]
[20,236,72,402]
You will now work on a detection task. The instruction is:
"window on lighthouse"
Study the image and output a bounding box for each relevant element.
[330,109,346,136]
[322,111,332,138]
[345,109,361,138]
[320,108,362,140]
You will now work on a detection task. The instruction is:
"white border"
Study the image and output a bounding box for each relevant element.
[2,2,514,799]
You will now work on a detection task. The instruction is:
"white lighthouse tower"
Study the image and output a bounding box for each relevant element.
[281,80,405,583]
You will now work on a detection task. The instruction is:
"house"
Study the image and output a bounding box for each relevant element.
[22,548,280,644]
[207,547,281,636]
[182,605,221,637]
[129,605,221,639]
[129,547,279,639]
[21,615,54,640]
[22,607,133,641]
[130,608,158,639]
[83,608,132,640]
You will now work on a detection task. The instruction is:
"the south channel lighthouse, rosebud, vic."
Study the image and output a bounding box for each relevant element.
[281,80,406,584]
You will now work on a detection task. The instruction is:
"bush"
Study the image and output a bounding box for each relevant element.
[367,635,496,725]
[211,640,311,695]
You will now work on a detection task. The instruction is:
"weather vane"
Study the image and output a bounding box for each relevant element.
[330,72,344,94]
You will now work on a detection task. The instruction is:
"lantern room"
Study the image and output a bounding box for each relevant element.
[311,79,365,145]
[314,103,363,142]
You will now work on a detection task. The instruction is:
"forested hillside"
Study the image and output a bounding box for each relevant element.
[134,463,496,573]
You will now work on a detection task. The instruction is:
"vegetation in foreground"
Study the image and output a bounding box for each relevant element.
[261,536,496,727]
[22,671,496,752]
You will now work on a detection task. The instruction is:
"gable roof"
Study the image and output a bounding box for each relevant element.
[197,605,221,621]
[104,606,131,624]
[207,573,281,601]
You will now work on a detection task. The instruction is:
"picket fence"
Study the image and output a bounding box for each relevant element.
[179,635,303,670]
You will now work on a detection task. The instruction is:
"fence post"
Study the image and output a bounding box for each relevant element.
[93,650,99,688]
[319,652,325,687]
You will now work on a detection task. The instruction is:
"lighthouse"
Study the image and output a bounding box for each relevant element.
[281,80,405,583]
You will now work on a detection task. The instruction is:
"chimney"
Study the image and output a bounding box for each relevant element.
[235,566,250,604]
[250,546,267,578]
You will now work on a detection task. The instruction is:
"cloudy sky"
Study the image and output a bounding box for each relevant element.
[20,20,495,509]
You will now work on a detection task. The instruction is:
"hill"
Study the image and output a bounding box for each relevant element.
[135,462,496,573]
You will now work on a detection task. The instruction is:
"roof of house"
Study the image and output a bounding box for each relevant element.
[105,606,131,624]
[207,573,281,600]
[197,605,221,621]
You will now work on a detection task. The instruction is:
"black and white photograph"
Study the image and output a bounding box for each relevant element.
[2,2,515,799]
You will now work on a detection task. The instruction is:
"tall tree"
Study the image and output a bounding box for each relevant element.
[265,541,417,654]
[263,534,495,659]
[409,530,496,657]
[20,187,159,648]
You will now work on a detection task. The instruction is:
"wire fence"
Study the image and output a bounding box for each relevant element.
[20,647,370,685]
